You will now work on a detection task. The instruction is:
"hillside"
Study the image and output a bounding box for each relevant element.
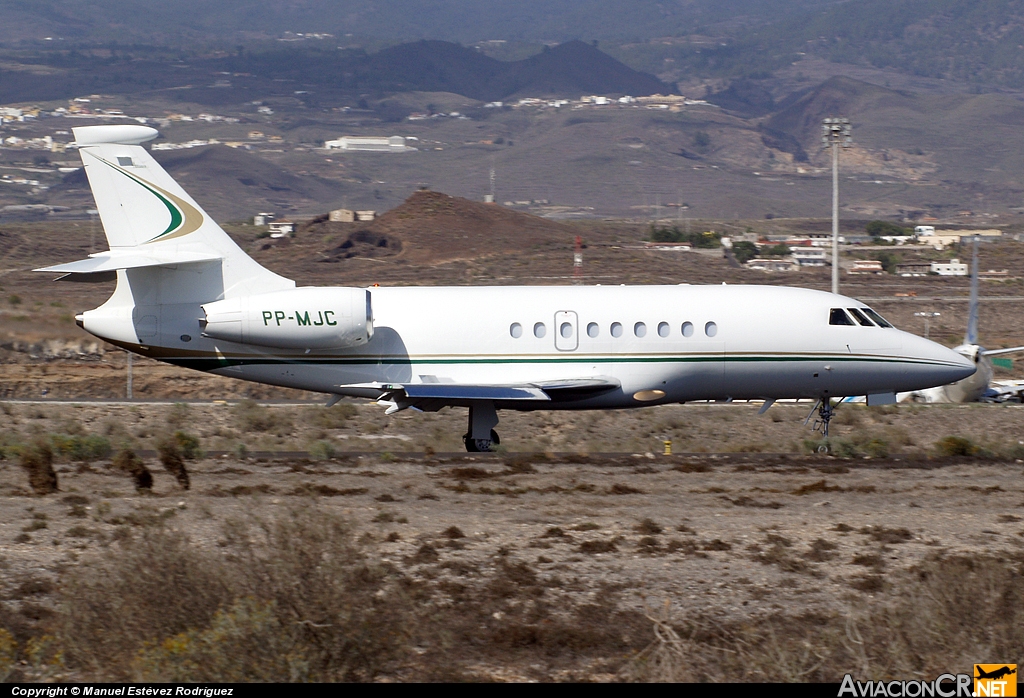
[49,145,349,222]
[254,190,578,273]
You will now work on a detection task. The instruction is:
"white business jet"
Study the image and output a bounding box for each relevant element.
[38,126,974,451]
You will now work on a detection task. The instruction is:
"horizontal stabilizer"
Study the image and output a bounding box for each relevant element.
[982,346,1024,357]
[35,248,222,275]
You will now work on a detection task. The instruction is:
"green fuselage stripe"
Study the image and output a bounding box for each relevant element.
[154,353,958,372]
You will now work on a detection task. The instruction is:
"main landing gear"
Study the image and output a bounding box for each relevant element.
[464,401,500,453]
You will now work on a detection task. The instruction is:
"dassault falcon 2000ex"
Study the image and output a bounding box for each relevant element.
[38,125,975,451]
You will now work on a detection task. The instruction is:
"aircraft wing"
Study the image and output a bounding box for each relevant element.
[336,377,620,412]
[388,377,619,402]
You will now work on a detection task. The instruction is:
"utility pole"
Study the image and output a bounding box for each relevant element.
[822,117,852,294]
[914,312,940,340]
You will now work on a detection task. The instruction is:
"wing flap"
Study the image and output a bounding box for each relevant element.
[399,384,550,401]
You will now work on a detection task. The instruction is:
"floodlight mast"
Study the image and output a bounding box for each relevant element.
[822,117,852,294]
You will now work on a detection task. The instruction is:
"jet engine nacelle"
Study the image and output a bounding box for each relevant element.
[201,287,373,349]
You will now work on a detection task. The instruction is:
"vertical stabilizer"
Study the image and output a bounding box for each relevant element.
[71,125,292,298]
[966,234,979,345]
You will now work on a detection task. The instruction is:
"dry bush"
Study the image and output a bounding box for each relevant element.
[935,435,980,457]
[165,403,190,430]
[311,403,357,429]
[61,529,232,678]
[19,440,57,495]
[112,448,152,490]
[60,507,410,681]
[233,400,292,435]
[622,555,1024,682]
[156,437,190,490]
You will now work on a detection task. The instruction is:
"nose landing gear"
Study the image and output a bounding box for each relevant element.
[804,398,836,453]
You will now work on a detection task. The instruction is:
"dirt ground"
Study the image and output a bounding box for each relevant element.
[1,401,1023,680]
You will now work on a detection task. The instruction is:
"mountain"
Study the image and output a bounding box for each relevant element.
[0,40,673,105]
[0,1,835,44]
[52,145,348,221]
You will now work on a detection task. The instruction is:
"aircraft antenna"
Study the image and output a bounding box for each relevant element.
[966,234,980,345]
[573,236,583,285]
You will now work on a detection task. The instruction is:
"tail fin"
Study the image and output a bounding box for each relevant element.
[966,234,979,345]
[39,125,292,298]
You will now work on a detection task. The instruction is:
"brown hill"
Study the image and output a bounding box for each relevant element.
[338,190,577,265]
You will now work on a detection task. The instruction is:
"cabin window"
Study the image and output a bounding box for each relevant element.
[533,322,546,338]
[705,321,718,337]
[861,308,893,328]
[829,308,855,326]
[560,322,573,339]
[611,322,623,338]
[848,308,874,326]
[117,157,134,167]
[587,322,599,338]
[634,322,647,338]
[658,321,670,338]
[681,321,694,337]
[510,322,522,338]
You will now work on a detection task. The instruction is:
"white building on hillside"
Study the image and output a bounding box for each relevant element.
[324,136,413,152]
[931,258,968,276]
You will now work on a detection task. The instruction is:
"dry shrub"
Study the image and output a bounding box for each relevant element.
[636,518,663,535]
[112,448,152,490]
[19,440,57,495]
[156,437,190,490]
[311,403,357,429]
[935,435,979,457]
[60,507,410,681]
[623,555,1024,682]
[233,400,292,435]
[61,529,231,678]
[609,483,644,495]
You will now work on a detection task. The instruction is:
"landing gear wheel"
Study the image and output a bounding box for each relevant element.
[812,398,835,453]
[463,430,499,452]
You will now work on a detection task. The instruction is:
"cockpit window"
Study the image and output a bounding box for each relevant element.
[829,308,855,326]
[860,308,893,328]
[848,308,874,326]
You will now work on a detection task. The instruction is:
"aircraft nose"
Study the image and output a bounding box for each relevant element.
[903,334,976,389]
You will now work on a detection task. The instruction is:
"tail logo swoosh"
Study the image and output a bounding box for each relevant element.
[96,156,204,243]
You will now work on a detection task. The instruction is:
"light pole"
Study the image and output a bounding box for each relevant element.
[822,117,852,295]
[914,311,940,339]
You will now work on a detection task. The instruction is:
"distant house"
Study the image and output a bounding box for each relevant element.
[329,208,355,222]
[790,248,827,267]
[979,269,1009,279]
[895,261,932,277]
[849,260,885,275]
[644,241,692,251]
[355,210,376,222]
[323,136,413,152]
[931,258,967,276]
[746,258,798,272]
[268,220,294,236]
[253,212,275,226]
